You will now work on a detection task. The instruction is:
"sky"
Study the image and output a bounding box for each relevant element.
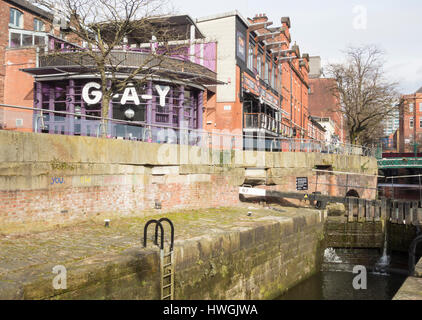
[172,0,422,94]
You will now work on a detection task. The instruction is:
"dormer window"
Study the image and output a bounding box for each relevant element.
[10,8,23,28]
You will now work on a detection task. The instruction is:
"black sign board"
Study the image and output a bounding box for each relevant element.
[296,177,308,191]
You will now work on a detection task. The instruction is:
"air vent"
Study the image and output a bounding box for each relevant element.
[15,119,23,128]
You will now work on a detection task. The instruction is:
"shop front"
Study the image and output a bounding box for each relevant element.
[23,50,221,144]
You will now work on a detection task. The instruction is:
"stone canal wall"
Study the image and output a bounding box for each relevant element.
[394,258,422,300]
[0,130,377,225]
[174,212,325,299]
[0,208,325,300]
[325,217,384,249]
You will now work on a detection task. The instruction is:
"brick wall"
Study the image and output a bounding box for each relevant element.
[0,0,53,104]
[0,130,378,225]
[399,90,422,152]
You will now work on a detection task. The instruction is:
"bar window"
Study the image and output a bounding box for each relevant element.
[410,117,414,128]
[10,8,23,28]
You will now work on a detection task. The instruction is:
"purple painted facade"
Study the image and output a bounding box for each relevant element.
[27,32,218,143]
[34,79,204,141]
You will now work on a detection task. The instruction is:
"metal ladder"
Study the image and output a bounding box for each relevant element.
[144,218,175,300]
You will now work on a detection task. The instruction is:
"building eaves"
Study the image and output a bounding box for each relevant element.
[196,10,250,28]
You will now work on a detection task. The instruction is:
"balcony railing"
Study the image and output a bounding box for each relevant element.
[37,50,218,83]
[0,103,376,157]
[244,113,280,134]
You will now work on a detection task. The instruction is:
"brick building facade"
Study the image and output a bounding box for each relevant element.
[0,0,53,104]
[307,55,345,144]
[398,86,422,152]
[196,11,310,150]
[0,0,77,131]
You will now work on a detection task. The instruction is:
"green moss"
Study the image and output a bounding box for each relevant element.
[50,158,76,171]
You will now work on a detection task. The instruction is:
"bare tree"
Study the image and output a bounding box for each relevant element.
[32,0,199,136]
[326,45,399,145]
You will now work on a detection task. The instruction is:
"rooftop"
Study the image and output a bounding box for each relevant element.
[196,10,250,27]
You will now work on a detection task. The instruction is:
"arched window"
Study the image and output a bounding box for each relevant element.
[9,8,23,28]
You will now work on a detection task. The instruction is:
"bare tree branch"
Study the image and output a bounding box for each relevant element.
[326,45,399,145]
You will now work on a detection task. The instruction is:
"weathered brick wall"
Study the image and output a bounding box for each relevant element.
[0,130,378,225]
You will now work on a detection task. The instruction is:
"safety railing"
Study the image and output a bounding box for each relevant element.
[244,113,280,134]
[0,103,375,157]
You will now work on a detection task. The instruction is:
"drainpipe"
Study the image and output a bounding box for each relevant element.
[290,69,293,136]
[414,95,417,154]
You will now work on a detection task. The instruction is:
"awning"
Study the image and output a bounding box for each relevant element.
[21,65,225,87]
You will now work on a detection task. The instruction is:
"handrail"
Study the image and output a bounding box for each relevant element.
[144,219,164,250]
[0,103,375,156]
[155,218,175,252]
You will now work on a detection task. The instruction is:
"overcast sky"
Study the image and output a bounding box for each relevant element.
[173,0,422,93]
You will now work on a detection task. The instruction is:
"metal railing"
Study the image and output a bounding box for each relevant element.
[244,113,280,134]
[0,103,376,157]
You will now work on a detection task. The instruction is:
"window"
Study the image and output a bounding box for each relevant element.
[419,118,422,128]
[420,103,422,112]
[34,18,45,31]
[409,103,414,113]
[9,8,23,28]
[8,29,46,48]
[257,54,262,79]
[410,117,414,128]
[247,42,255,71]
[271,63,276,88]
[264,60,269,83]
[278,64,282,92]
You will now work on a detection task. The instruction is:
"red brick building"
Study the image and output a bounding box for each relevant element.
[0,0,78,131]
[398,86,422,152]
[308,78,345,143]
[196,11,310,150]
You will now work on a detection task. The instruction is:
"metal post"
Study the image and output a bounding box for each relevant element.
[345,174,349,196]
[392,177,395,201]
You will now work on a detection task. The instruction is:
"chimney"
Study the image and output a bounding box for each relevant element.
[252,13,268,23]
[281,17,291,29]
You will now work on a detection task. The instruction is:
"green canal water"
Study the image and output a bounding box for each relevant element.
[277,270,406,300]
[277,248,408,300]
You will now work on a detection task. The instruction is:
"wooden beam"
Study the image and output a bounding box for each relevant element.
[256,31,281,41]
[264,41,287,49]
[248,22,273,32]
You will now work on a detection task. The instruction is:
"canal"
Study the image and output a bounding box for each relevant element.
[277,248,408,300]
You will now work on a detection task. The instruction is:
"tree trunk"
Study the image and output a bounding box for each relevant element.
[101,94,110,138]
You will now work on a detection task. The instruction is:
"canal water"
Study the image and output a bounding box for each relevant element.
[277,248,408,300]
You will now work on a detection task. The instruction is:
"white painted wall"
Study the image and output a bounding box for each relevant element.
[319,120,336,144]
[197,16,236,103]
